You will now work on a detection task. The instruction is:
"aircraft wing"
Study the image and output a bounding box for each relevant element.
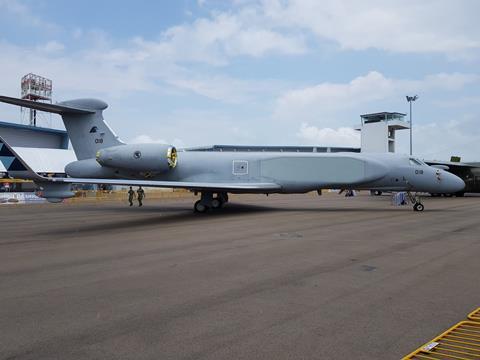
[48,177,282,192]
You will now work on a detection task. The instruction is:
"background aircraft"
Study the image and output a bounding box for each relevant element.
[0,95,465,212]
[426,160,480,197]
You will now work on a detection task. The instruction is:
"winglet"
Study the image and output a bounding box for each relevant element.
[0,95,95,115]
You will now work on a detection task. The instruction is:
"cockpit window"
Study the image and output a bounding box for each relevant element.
[409,158,423,166]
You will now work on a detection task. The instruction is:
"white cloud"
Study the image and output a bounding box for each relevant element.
[133,10,307,67]
[262,0,480,56]
[275,71,480,124]
[421,73,480,91]
[0,41,155,98]
[431,96,480,108]
[297,123,360,147]
[276,71,392,116]
[163,72,286,103]
[396,115,480,162]
[36,40,65,53]
[0,32,292,104]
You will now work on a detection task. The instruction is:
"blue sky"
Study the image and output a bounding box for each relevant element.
[0,0,479,160]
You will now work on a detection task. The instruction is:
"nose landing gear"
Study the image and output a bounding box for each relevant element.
[413,202,424,212]
[407,192,424,212]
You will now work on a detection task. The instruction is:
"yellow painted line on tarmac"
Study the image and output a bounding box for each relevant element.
[403,321,480,360]
[467,308,480,322]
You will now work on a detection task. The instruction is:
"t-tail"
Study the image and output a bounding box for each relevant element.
[0,95,124,160]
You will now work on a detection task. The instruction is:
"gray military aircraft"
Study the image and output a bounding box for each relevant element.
[0,95,465,212]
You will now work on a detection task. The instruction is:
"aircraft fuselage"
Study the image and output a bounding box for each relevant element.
[66,150,465,195]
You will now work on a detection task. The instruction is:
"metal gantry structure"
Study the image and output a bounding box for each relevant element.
[20,73,52,127]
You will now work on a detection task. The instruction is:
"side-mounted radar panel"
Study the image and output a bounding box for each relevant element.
[96,143,178,174]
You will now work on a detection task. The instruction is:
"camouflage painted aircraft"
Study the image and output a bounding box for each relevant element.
[0,95,465,212]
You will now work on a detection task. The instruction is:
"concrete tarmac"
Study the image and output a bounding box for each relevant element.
[1,193,480,359]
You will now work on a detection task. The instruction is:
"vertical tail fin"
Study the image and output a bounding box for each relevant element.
[0,95,124,160]
[57,98,124,159]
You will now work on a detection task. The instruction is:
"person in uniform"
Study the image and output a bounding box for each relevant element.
[128,186,136,206]
[137,186,145,207]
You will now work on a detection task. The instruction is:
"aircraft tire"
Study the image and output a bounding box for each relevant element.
[211,198,221,209]
[194,200,208,213]
[413,203,424,212]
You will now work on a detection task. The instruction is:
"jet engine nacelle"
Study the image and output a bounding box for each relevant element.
[96,143,177,173]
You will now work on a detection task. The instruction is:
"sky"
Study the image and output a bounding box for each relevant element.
[0,0,479,161]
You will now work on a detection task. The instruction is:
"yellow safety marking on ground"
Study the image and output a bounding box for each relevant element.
[403,321,480,360]
[0,178,32,183]
[467,308,480,322]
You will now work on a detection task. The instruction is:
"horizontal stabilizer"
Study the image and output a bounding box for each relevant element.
[0,95,95,115]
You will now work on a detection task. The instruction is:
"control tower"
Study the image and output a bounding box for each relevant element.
[354,112,409,153]
[20,73,52,126]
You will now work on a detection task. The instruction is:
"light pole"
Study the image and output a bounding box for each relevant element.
[406,95,418,155]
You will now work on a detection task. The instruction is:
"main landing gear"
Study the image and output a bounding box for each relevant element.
[194,192,229,213]
[407,192,424,212]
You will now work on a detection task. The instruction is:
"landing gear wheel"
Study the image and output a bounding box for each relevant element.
[211,198,221,209]
[194,200,208,213]
[413,203,424,212]
[218,193,228,208]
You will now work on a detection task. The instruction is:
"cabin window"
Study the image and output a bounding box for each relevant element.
[409,158,422,166]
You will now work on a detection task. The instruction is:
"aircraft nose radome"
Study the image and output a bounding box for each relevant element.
[444,172,465,193]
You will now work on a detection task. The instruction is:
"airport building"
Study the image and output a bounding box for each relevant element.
[354,112,409,153]
[0,121,73,191]
[0,120,68,149]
